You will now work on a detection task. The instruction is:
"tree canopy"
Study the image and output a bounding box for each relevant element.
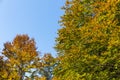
[55,0,120,80]
[0,0,120,80]
[0,34,55,80]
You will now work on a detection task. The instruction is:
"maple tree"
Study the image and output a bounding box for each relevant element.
[55,0,120,80]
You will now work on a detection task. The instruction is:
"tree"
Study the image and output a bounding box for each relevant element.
[2,34,39,80]
[33,53,56,80]
[0,56,9,80]
[55,0,120,79]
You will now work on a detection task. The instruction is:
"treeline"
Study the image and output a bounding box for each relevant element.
[1,0,120,80]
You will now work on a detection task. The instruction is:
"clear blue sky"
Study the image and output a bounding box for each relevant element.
[0,0,65,57]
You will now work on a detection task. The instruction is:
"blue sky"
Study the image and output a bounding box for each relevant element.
[0,0,65,57]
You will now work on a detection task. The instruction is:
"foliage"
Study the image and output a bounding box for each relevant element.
[0,56,9,80]
[55,0,120,80]
[0,34,56,80]
[35,53,56,80]
[2,34,39,80]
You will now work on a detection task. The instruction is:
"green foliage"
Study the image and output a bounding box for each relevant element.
[55,0,120,80]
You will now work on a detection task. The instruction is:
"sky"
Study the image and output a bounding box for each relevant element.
[0,0,65,57]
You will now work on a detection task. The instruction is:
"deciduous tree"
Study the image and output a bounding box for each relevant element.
[55,0,120,79]
[34,53,56,80]
[2,34,39,80]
